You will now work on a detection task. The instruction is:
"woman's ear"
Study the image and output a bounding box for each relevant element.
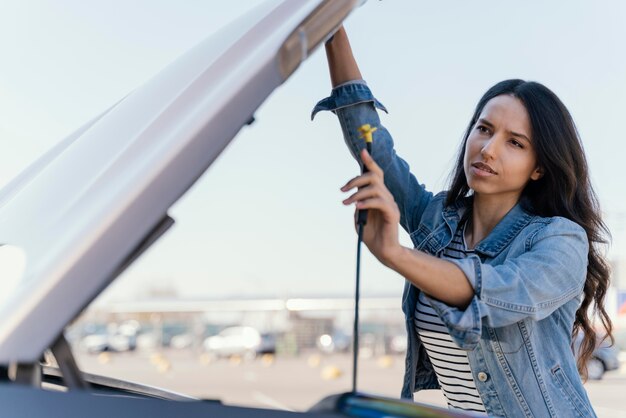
[530,167,544,181]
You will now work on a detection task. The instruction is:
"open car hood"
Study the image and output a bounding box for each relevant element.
[0,0,359,363]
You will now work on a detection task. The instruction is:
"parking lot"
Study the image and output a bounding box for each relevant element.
[77,349,626,417]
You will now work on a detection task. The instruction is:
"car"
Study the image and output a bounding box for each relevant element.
[203,326,263,359]
[0,0,469,416]
[203,326,277,359]
[258,333,278,355]
[160,322,191,348]
[79,321,139,354]
[317,330,351,354]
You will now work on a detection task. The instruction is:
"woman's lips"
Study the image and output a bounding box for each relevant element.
[471,162,497,176]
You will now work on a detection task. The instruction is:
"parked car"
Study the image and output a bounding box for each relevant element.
[0,0,468,416]
[387,334,408,355]
[78,321,138,354]
[317,330,351,354]
[258,333,278,355]
[80,333,135,354]
[203,326,263,359]
[160,322,191,348]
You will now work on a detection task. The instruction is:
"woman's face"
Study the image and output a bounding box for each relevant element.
[463,94,543,202]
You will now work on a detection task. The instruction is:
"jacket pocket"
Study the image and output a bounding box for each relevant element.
[551,365,594,417]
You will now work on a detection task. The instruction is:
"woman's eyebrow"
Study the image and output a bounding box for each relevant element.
[477,118,531,142]
[509,130,531,143]
[477,118,494,128]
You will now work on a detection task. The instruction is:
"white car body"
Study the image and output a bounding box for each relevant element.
[0,0,357,364]
[203,326,262,358]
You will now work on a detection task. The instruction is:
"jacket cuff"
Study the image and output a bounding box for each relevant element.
[449,256,483,297]
[311,81,388,120]
[423,255,484,350]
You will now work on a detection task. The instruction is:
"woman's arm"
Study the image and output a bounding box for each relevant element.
[343,149,474,309]
[388,248,475,309]
[325,26,362,87]
[315,27,434,233]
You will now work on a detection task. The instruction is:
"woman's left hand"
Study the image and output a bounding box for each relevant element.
[341,149,402,265]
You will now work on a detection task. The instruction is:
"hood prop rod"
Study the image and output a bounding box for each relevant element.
[351,124,376,394]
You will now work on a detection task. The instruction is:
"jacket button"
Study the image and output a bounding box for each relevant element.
[477,372,489,382]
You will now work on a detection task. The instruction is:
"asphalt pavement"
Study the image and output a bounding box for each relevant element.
[76,349,626,417]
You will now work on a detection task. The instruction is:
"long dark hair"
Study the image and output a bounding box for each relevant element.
[446,79,612,379]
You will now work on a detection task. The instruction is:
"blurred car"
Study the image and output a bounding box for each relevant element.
[79,334,109,354]
[160,322,190,348]
[317,330,351,354]
[203,326,262,359]
[78,321,138,354]
[258,333,277,355]
[80,334,135,354]
[0,0,469,416]
[387,334,407,355]
[169,333,195,350]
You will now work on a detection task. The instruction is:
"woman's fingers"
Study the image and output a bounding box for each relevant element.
[341,169,383,193]
[341,153,393,207]
[340,149,383,191]
[342,173,395,199]
[341,175,371,192]
[361,149,383,176]
[341,149,384,192]
[340,175,361,191]
[341,149,395,216]
[343,183,394,204]
[343,187,396,218]
[353,197,400,221]
[342,186,377,205]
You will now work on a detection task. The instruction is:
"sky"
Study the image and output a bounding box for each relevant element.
[1,1,625,303]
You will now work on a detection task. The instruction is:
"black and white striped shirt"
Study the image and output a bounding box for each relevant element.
[414,222,487,414]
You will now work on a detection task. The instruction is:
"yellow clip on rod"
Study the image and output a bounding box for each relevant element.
[357,124,377,144]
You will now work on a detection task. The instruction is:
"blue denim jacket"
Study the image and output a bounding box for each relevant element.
[312,82,596,418]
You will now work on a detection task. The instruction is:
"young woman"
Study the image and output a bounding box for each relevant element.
[312,27,612,417]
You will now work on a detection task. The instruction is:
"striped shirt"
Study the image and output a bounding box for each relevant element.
[414,222,487,414]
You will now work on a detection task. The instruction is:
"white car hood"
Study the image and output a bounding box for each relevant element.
[0,0,359,362]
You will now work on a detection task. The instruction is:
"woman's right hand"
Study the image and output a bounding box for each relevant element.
[324,26,363,87]
[341,149,402,266]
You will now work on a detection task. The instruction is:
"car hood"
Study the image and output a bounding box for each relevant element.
[0,0,360,362]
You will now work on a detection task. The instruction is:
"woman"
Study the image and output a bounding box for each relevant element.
[312,27,612,417]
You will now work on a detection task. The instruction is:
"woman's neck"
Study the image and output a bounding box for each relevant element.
[465,193,520,249]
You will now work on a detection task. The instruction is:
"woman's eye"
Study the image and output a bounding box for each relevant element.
[476,125,489,134]
[510,139,524,148]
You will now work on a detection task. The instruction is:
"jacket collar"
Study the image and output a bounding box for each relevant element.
[443,195,535,258]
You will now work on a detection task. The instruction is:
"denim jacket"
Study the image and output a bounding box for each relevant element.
[312,82,596,418]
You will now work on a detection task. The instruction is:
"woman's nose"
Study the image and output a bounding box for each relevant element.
[480,137,497,159]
